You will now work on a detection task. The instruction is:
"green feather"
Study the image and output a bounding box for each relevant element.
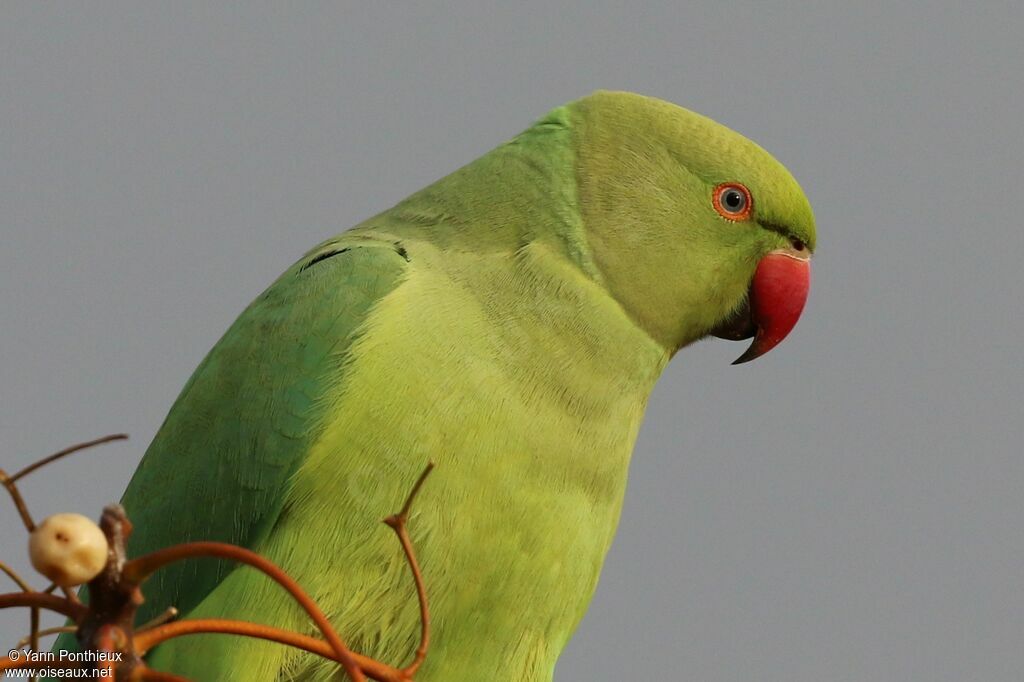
[54,91,815,681]
[123,239,411,623]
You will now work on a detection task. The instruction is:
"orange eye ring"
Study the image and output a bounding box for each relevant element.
[712,182,753,221]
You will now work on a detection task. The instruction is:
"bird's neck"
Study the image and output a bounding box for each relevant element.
[360,105,607,286]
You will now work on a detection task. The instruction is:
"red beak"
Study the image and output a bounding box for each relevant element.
[731,250,811,364]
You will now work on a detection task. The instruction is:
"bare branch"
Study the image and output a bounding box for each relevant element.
[16,625,76,651]
[9,434,129,483]
[125,543,366,682]
[383,463,434,675]
[0,560,33,592]
[29,604,40,681]
[393,463,435,521]
[133,619,409,682]
[0,469,37,532]
[0,591,86,619]
[136,607,179,633]
[2,442,436,681]
[97,624,119,682]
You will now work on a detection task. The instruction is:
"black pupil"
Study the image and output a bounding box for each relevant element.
[724,190,743,210]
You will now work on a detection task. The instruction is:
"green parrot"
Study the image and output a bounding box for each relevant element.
[68,91,816,680]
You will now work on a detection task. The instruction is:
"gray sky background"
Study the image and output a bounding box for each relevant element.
[2,3,1021,680]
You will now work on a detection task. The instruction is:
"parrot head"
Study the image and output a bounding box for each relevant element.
[569,91,815,363]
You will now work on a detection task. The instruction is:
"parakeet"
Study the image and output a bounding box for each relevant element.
[70,91,816,681]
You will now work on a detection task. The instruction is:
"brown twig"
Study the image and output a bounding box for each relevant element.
[383,463,434,675]
[136,607,179,633]
[1,433,127,538]
[133,619,408,682]
[1,560,41,680]
[0,591,86,619]
[0,560,33,592]
[9,434,129,483]
[0,468,38,532]
[2,433,124,605]
[125,464,436,681]
[2,441,436,682]
[16,625,76,650]
[29,604,40,681]
[125,543,366,682]
[97,624,118,682]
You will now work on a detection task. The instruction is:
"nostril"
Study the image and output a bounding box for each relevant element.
[791,238,806,252]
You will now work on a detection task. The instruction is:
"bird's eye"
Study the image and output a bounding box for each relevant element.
[712,183,752,221]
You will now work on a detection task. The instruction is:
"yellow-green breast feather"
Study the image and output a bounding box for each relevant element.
[58,91,816,682]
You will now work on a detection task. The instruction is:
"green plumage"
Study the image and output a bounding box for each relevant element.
[58,92,815,680]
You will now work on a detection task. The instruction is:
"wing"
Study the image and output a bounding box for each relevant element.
[121,236,409,623]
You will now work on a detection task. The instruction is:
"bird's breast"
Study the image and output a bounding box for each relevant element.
[273,245,668,678]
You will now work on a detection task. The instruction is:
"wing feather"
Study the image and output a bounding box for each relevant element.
[120,238,409,622]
